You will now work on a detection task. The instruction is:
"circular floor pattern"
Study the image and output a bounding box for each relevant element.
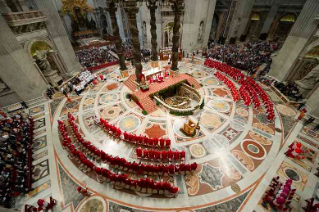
[118,115,140,132]
[241,139,266,160]
[51,59,284,211]
[276,104,297,117]
[99,93,119,105]
[209,99,230,113]
[189,144,206,158]
[203,77,219,86]
[236,108,249,117]
[284,168,301,182]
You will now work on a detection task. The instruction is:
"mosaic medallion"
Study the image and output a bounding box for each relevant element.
[185,172,200,196]
[199,164,224,190]
[231,150,255,171]
[241,139,266,160]
[249,131,272,145]
[253,123,274,135]
[231,183,241,193]
[99,104,124,121]
[209,99,230,113]
[100,93,119,105]
[189,144,206,158]
[118,115,140,132]
[236,108,248,117]
[284,168,301,182]
[203,77,219,86]
[276,104,297,117]
[201,112,223,129]
[83,98,95,106]
[79,198,105,212]
[191,70,209,78]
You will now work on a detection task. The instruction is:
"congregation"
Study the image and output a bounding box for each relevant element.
[75,45,117,68]
[0,112,34,208]
[207,41,279,75]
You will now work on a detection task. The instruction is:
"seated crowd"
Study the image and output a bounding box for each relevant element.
[274,81,303,101]
[207,41,279,75]
[75,45,117,68]
[205,58,274,121]
[58,113,198,195]
[0,112,34,208]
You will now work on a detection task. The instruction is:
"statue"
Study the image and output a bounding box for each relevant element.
[198,21,204,41]
[297,65,319,89]
[34,49,55,76]
[168,29,173,45]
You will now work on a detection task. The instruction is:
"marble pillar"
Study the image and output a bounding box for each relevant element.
[260,0,281,34]
[226,0,255,41]
[171,0,183,71]
[124,1,142,82]
[181,0,216,52]
[268,0,319,82]
[108,1,127,71]
[34,0,82,75]
[306,85,319,118]
[148,2,158,61]
[0,15,47,103]
[0,0,11,13]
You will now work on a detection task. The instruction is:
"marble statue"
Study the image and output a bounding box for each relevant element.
[168,29,173,45]
[297,65,319,89]
[198,21,204,41]
[34,49,55,76]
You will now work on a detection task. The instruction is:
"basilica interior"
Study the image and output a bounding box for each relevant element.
[1,0,319,211]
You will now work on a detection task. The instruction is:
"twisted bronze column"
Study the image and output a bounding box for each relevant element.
[171,0,184,71]
[124,1,143,82]
[108,1,127,71]
[148,2,158,61]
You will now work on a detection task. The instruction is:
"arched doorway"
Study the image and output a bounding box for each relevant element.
[162,21,182,48]
[246,12,261,39]
[209,13,219,43]
[273,13,296,41]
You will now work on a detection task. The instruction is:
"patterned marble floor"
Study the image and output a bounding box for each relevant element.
[8,59,319,212]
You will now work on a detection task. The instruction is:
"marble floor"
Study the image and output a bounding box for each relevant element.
[6,58,319,212]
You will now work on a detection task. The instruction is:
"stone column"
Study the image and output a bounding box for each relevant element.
[108,1,127,71]
[17,0,29,11]
[0,0,11,13]
[171,0,184,71]
[34,0,82,75]
[0,15,47,102]
[260,0,281,34]
[306,85,319,117]
[269,0,319,82]
[124,0,143,82]
[148,1,158,61]
[226,0,255,41]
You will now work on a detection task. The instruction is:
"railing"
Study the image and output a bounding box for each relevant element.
[154,83,204,114]
[2,10,46,26]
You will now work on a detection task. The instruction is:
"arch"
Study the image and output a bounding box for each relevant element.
[251,12,261,21]
[273,13,297,40]
[162,20,182,48]
[279,13,297,23]
[246,12,262,38]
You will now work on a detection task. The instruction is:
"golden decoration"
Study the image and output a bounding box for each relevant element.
[61,0,93,20]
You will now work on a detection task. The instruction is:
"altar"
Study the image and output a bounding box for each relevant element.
[143,67,162,80]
